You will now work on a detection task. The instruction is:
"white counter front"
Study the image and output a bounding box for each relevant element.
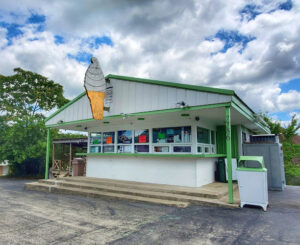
[85,155,218,187]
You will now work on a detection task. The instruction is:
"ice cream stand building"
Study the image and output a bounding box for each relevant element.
[43,60,270,204]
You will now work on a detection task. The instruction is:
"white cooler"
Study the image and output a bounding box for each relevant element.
[237,156,268,211]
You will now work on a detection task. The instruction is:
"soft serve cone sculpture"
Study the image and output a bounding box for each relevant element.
[84,57,106,120]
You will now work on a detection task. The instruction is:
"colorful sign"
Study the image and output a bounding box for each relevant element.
[138,135,147,143]
[106,136,112,144]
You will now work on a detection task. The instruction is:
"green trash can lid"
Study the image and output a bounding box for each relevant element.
[237,156,267,172]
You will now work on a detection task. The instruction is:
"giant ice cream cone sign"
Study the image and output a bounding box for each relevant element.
[84,57,106,120]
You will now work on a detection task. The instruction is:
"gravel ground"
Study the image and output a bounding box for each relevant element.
[0,178,299,245]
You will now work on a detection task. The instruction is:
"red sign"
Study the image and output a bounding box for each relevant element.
[138,135,147,143]
[106,136,112,144]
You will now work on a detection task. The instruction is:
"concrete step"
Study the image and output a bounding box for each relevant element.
[53,177,224,199]
[37,179,232,207]
[25,182,189,208]
[25,181,239,209]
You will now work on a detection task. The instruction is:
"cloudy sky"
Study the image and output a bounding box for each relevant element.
[0,0,299,125]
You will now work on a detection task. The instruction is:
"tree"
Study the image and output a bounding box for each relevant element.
[282,114,300,143]
[0,68,69,176]
[0,68,69,118]
[0,116,46,163]
[263,115,282,135]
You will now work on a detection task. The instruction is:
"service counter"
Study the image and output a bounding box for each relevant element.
[77,153,225,187]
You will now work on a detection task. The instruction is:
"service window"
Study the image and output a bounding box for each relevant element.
[197,127,210,144]
[134,145,150,153]
[118,130,132,144]
[103,132,115,144]
[173,146,191,153]
[152,126,191,143]
[103,145,114,153]
[90,132,101,145]
[153,146,169,153]
[117,145,132,153]
[134,129,149,143]
[90,132,102,153]
[90,146,101,153]
[134,129,149,153]
[211,130,215,145]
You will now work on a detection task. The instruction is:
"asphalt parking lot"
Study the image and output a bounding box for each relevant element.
[0,178,300,245]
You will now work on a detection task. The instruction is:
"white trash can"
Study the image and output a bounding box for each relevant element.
[237,156,268,211]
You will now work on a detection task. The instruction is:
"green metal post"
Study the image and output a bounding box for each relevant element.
[45,128,50,179]
[225,106,234,204]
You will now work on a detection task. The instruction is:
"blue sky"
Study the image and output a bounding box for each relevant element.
[280,78,300,93]
[0,0,299,126]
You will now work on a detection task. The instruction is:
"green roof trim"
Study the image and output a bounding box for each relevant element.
[106,74,235,96]
[76,152,227,158]
[231,98,270,134]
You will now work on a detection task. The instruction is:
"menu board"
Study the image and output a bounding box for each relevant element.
[106,136,112,144]
[138,135,147,143]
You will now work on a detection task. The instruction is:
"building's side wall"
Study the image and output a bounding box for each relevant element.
[46,78,231,126]
[86,156,216,187]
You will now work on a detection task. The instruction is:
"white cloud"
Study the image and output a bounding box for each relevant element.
[277,90,300,111]
[0,27,8,48]
[0,0,299,119]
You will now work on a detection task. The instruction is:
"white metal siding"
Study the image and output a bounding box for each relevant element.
[46,78,231,125]
[86,156,216,187]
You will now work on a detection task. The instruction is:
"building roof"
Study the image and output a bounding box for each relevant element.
[46,74,245,123]
[44,74,269,134]
[106,74,235,96]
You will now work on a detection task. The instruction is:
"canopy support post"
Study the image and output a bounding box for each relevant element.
[226,106,234,204]
[69,143,72,175]
[45,128,51,179]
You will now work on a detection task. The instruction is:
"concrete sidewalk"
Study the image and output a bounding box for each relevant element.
[0,178,300,244]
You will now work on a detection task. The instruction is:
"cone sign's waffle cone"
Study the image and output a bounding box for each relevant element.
[87,91,106,120]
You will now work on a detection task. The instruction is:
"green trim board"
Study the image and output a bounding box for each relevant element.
[231,98,270,134]
[76,152,226,158]
[106,74,235,96]
[46,102,231,128]
[231,97,254,121]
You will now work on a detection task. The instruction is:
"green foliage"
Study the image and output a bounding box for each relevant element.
[0,116,46,163]
[282,114,300,143]
[263,114,300,185]
[0,68,69,118]
[263,115,281,135]
[283,142,300,185]
[0,68,69,176]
